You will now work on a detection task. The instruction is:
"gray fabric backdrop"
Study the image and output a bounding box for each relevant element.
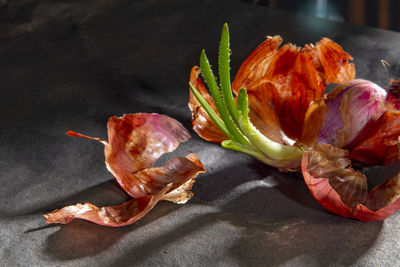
[1,0,400,265]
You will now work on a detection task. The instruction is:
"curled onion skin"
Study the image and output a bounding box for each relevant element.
[44,113,205,227]
[232,36,355,143]
[43,172,201,227]
[44,187,167,227]
[311,79,400,165]
[189,66,229,143]
[349,111,400,165]
[70,113,202,199]
[189,35,355,146]
[302,144,400,221]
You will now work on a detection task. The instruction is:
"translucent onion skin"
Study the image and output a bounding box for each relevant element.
[189,34,356,147]
[301,79,400,221]
[348,79,400,165]
[189,30,355,171]
[302,144,400,221]
[317,79,388,149]
[44,114,205,227]
[349,110,400,165]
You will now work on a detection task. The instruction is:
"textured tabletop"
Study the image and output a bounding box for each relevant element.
[1,0,400,266]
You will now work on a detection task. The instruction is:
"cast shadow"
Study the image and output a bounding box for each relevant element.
[17,179,130,217]
[38,161,266,262]
[219,160,385,266]
[21,179,182,261]
[191,159,324,214]
[225,192,382,266]
[0,180,124,220]
[106,160,383,266]
[42,201,181,261]
[40,152,397,264]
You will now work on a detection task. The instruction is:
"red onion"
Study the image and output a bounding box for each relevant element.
[317,79,388,148]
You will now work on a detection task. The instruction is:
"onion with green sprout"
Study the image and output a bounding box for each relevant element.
[189,23,400,221]
[189,23,355,171]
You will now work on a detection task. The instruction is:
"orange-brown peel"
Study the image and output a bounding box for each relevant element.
[44,113,205,227]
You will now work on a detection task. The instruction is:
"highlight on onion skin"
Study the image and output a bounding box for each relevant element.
[190,35,355,146]
[188,24,355,171]
[189,24,400,221]
[349,110,400,165]
[317,79,388,148]
[231,36,355,143]
[44,113,205,227]
[189,66,228,144]
[313,79,400,165]
[301,144,400,221]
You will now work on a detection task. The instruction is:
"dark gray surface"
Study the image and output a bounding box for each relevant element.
[1,0,400,266]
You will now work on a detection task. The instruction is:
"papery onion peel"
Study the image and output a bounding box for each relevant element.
[188,24,355,171]
[44,113,205,227]
[189,33,355,146]
[302,144,400,221]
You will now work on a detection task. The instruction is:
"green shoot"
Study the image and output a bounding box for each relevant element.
[237,88,303,161]
[200,50,249,145]
[219,23,240,123]
[189,82,232,139]
[221,140,300,168]
[190,23,304,169]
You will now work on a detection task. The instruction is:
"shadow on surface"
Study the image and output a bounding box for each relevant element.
[10,180,129,218]
[29,148,391,264]
[14,178,181,260]
[24,224,59,233]
[42,201,182,261]
[225,190,382,266]
[105,161,382,266]
[43,220,131,260]
[40,193,182,260]
[191,159,325,213]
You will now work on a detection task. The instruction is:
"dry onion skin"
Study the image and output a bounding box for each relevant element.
[188,24,355,171]
[231,36,355,144]
[189,66,228,143]
[189,24,400,221]
[307,79,400,166]
[189,34,355,146]
[302,144,400,221]
[44,113,205,227]
[349,110,400,165]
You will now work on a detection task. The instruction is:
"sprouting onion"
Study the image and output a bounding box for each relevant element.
[189,23,304,169]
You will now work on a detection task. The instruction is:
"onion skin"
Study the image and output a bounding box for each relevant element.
[189,34,355,171]
[232,37,355,143]
[189,66,228,143]
[301,80,400,220]
[349,111,400,165]
[189,36,355,147]
[317,79,388,148]
[302,144,400,221]
[44,114,205,227]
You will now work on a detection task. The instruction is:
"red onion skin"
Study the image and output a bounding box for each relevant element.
[302,164,400,221]
[301,80,400,221]
[349,110,400,165]
[302,144,400,221]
